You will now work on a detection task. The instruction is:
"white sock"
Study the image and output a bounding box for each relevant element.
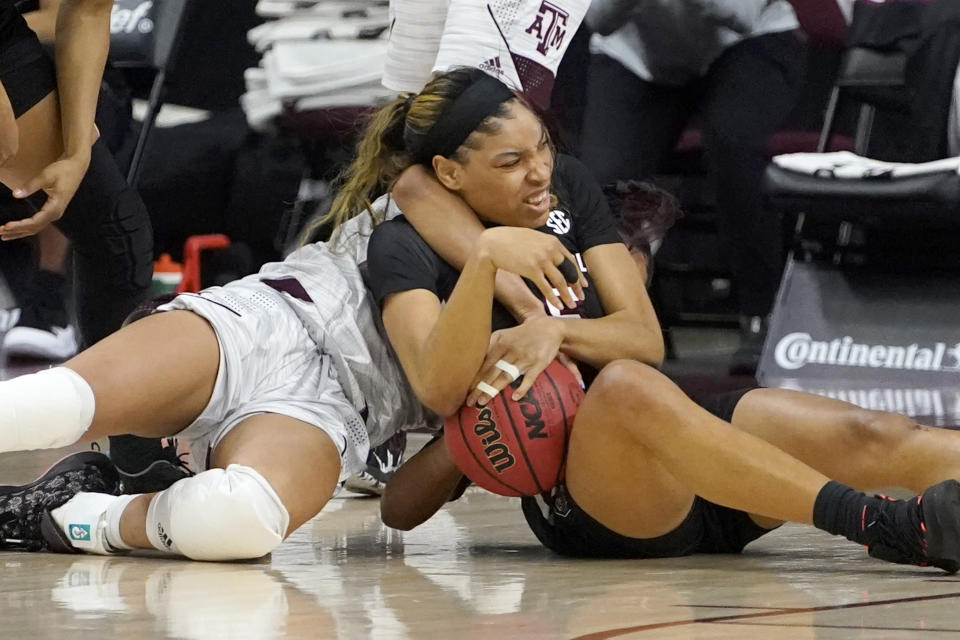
[50,493,135,554]
[104,494,137,551]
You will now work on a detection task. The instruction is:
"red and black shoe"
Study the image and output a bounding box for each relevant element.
[867,479,960,574]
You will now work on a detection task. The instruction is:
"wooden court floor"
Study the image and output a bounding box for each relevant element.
[1,440,959,640]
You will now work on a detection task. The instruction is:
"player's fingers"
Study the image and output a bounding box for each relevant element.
[0,205,53,239]
[11,171,52,199]
[530,274,563,312]
[556,244,587,289]
[570,280,585,302]
[471,368,518,407]
[510,361,546,401]
[542,262,577,309]
[1,229,33,241]
[556,352,585,389]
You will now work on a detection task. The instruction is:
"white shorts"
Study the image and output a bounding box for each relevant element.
[158,281,370,481]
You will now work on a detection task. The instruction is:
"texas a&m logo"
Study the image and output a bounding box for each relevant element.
[524,1,570,56]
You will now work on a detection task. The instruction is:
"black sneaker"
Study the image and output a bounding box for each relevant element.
[3,270,78,361]
[343,431,407,497]
[116,439,194,494]
[867,480,960,573]
[0,451,120,552]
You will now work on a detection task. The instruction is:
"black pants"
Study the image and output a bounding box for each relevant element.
[521,389,775,558]
[579,31,808,317]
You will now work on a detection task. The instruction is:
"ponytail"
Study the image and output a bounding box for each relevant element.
[300,94,414,244]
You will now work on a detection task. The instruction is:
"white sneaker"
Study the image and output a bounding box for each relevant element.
[3,323,79,360]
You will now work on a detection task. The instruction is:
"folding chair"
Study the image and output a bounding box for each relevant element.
[108,0,194,187]
[757,0,960,398]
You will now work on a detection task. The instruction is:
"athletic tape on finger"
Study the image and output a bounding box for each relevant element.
[494,359,521,382]
[474,381,499,398]
[557,258,579,284]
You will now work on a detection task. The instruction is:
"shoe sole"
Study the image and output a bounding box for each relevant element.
[921,479,960,574]
[342,473,385,497]
[3,326,78,360]
[0,451,119,494]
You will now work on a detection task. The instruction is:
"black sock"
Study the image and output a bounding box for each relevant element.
[812,480,885,546]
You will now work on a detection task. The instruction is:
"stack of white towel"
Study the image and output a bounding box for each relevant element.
[773,151,960,179]
[241,0,395,130]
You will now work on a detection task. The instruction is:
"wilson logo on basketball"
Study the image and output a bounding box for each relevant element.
[473,407,516,473]
[524,0,569,56]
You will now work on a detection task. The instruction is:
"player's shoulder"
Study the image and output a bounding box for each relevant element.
[552,154,596,191]
[369,215,429,254]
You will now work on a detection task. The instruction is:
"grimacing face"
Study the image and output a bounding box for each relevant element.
[439,101,554,229]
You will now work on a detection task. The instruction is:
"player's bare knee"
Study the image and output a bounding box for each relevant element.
[848,410,916,453]
[590,360,645,403]
[591,360,664,407]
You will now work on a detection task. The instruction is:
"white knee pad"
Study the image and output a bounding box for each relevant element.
[0,367,95,451]
[146,465,290,561]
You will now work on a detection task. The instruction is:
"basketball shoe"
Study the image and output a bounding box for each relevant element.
[0,451,121,552]
[343,431,407,496]
[867,479,960,573]
[2,270,78,361]
[115,439,194,494]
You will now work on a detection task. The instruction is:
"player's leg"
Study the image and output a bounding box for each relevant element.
[0,309,219,453]
[115,413,341,560]
[568,361,829,528]
[725,388,960,493]
[563,361,960,570]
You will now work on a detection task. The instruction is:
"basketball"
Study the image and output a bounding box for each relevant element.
[444,360,585,497]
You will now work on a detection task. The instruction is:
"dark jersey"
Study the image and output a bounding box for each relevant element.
[366,154,622,346]
[366,154,622,504]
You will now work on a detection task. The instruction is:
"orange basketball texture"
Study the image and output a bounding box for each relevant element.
[444,360,585,497]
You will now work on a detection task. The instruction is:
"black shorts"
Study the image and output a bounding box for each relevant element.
[520,387,776,558]
[0,8,56,117]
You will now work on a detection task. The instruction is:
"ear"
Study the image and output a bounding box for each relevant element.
[432,155,463,191]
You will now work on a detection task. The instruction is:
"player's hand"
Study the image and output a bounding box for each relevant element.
[475,226,586,311]
[1,152,90,240]
[466,316,579,407]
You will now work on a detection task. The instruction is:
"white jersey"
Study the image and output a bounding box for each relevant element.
[254,203,435,447]
[384,0,590,108]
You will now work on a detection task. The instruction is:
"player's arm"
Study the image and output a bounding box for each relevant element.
[54,0,111,160]
[375,226,577,416]
[375,234,498,417]
[551,242,665,368]
[381,435,464,530]
[392,165,583,316]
